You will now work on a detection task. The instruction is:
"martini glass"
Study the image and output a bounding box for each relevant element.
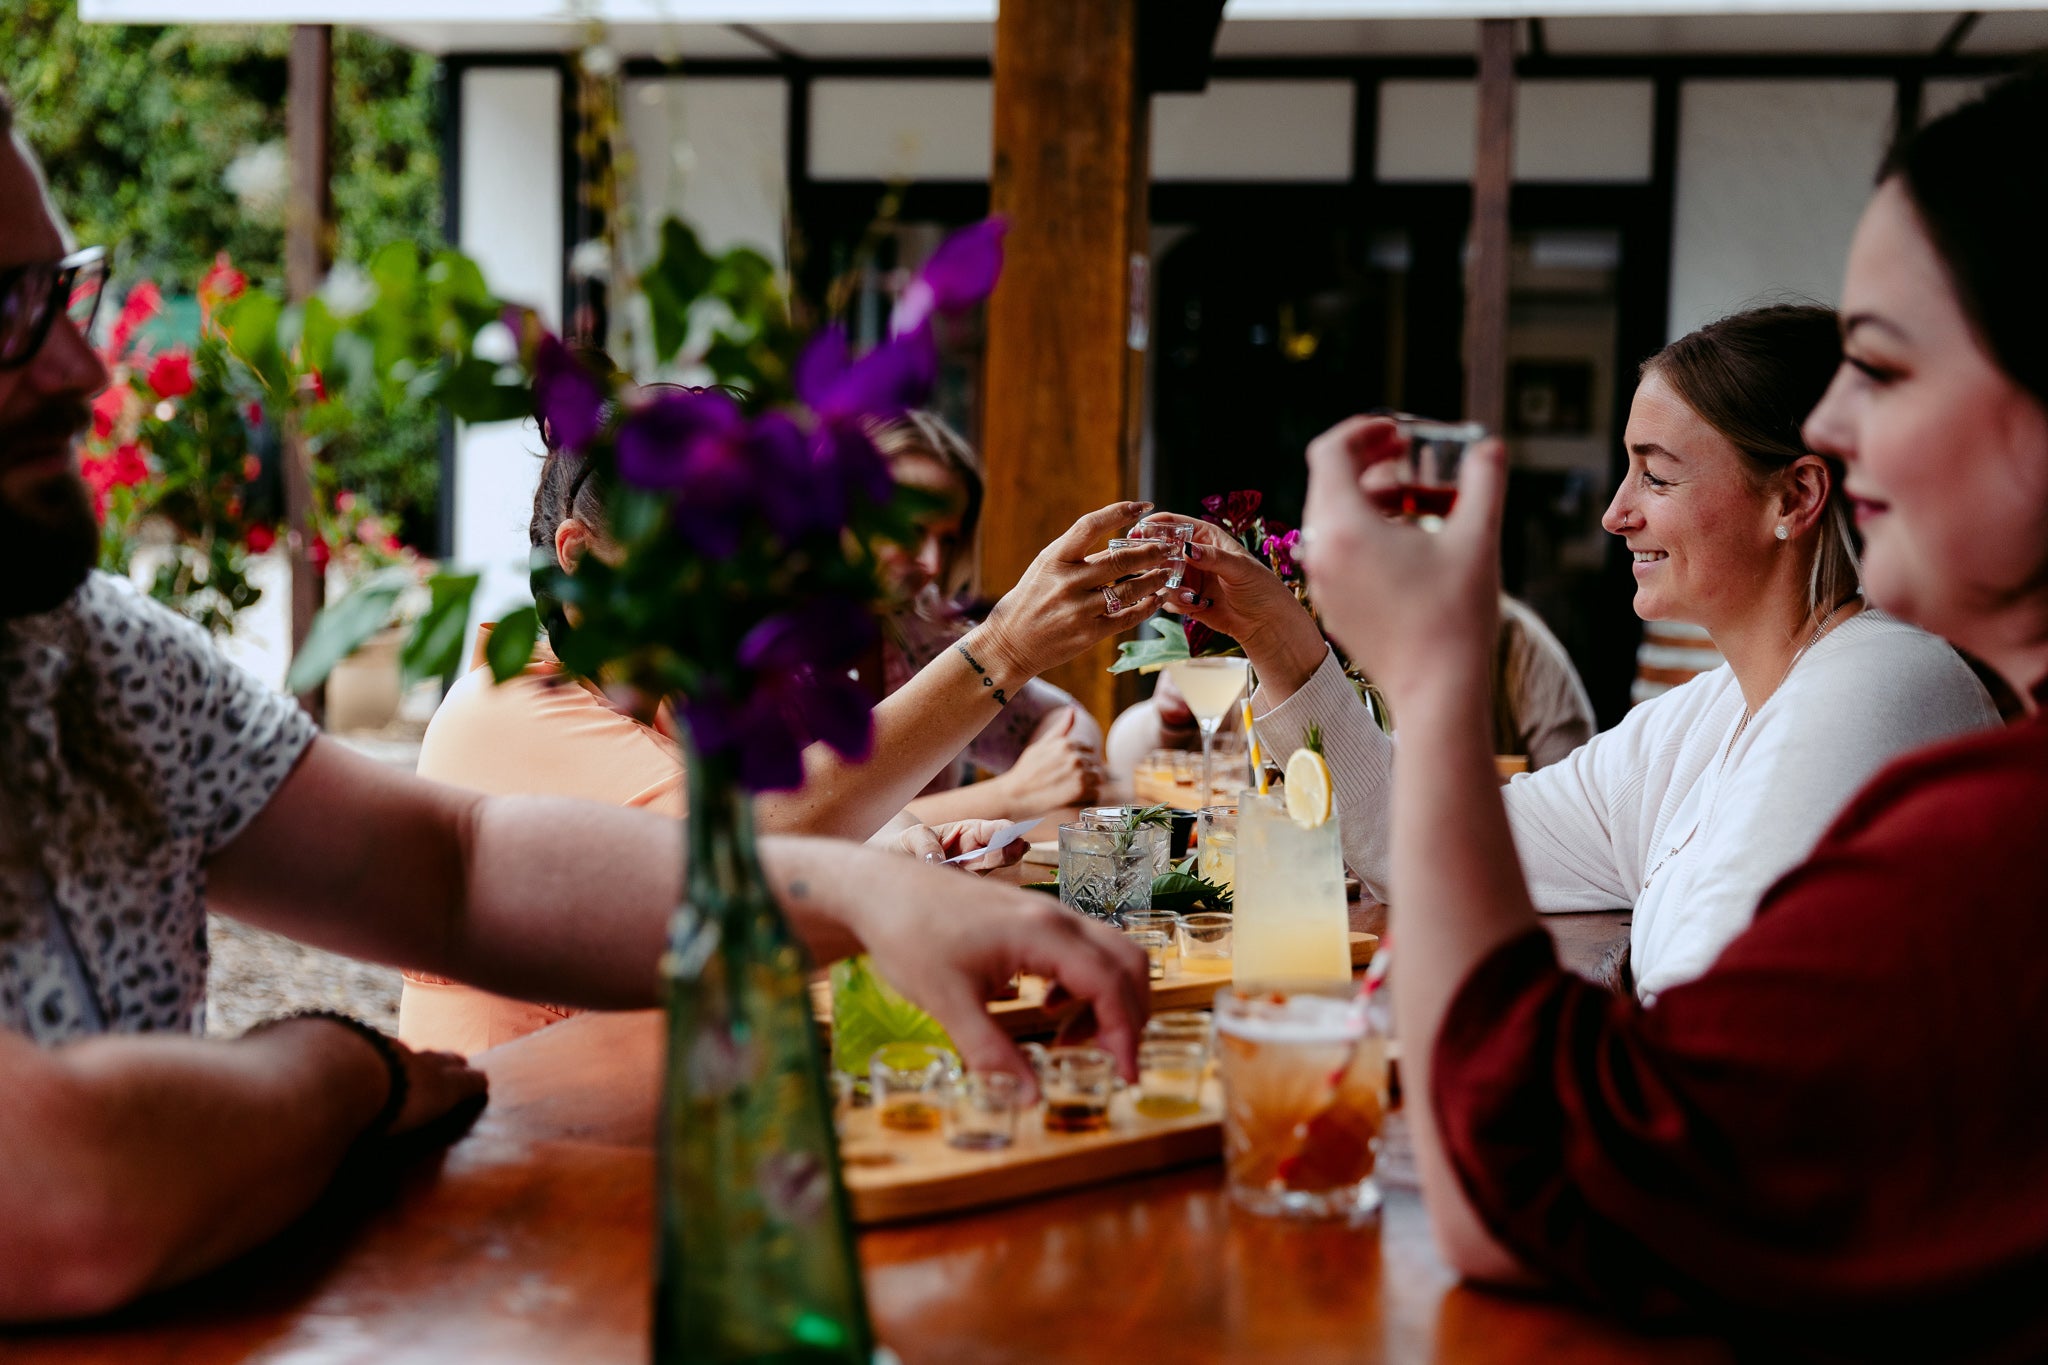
[1165,655,1251,807]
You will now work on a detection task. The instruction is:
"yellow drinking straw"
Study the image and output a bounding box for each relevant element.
[1242,696,1268,796]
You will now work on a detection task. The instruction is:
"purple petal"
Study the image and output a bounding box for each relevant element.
[793,326,851,414]
[616,389,742,491]
[803,328,936,422]
[738,599,877,674]
[534,336,608,453]
[788,673,875,764]
[892,218,1007,335]
[810,420,894,519]
[745,411,833,539]
[733,695,808,793]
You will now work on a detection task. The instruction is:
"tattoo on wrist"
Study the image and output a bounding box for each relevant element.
[956,642,1012,707]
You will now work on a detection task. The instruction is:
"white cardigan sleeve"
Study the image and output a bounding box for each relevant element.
[1251,646,1648,910]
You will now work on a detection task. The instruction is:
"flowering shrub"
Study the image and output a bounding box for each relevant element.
[82,256,283,635]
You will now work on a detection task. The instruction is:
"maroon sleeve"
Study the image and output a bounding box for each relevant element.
[1429,727,2048,1354]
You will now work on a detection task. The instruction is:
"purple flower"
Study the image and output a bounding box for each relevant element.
[533,335,608,454]
[616,393,824,557]
[795,324,937,423]
[682,601,880,792]
[890,217,1009,336]
[808,420,894,527]
[1263,527,1302,580]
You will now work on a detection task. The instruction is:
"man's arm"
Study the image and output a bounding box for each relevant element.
[207,737,1149,1078]
[0,1020,481,1322]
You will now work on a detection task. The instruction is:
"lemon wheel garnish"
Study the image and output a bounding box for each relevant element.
[1284,748,1333,829]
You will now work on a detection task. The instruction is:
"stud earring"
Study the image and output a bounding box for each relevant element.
[1775,525,1789,541]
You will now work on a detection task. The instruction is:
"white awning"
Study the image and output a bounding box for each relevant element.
[77,0,2048,59]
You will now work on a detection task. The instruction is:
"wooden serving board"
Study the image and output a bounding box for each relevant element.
[838,1079,1225,1224]
[814,932,1379,1040]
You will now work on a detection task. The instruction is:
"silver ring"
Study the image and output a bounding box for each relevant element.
[1101,584,1124,614]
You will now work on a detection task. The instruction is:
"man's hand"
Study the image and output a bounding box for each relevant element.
[833,858,1150,1090]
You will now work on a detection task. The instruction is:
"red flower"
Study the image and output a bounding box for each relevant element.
[299,368,328,403]
[334,490,357,514]
[242,454,262,484]
[245,524,277,554]
[199,254,246,321]
[80,444,150,500]
[309,536,332,572]
[91,387,126,441]
[145,351,194,400]
[108,282,162,359]
[245,400,265,428]
[1200,489,1264,540]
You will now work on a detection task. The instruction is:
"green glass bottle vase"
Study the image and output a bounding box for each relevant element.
[654,750,874,1363]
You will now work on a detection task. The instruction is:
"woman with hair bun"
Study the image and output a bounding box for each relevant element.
[1168,303,1996,1001]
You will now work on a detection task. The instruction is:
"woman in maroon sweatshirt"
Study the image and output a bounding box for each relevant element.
[1295,68,2048,1361]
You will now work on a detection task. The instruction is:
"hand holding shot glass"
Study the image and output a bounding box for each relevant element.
[1107,517,1195,590]
[1361,414,1488,530]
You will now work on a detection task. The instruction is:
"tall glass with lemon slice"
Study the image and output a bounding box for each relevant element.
[1231,746,1351,985]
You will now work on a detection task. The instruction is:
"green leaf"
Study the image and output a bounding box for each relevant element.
[399,570,479,687]
[828,956,953,1079]
[1149,870,1233,913]
[283,565,412,693]
[484,605,542,683]
[1109,616,1191,674]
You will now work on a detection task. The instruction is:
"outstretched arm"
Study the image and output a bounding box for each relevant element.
[757,501,1166,839]
[0,1019,481,1322]
[208,738,1149,1078]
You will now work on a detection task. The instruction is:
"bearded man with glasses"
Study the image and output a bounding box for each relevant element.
[0,90,1149,1322]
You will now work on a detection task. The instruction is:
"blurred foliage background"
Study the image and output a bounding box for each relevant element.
[2,2,447,548]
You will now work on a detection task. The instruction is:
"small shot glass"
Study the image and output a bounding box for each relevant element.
[1179,911,1234,975]
[1136,1039,1208,1119]
[944,1070,1024,1152]
[1124,928,1174,981]
[870,1042,958,1134]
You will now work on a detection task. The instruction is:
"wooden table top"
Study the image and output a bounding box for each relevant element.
[9,908,1720,1365]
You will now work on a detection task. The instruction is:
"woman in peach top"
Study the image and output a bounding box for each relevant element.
[401,405,1176,1054]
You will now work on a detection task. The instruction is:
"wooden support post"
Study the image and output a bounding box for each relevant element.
[285,24,332,716]
[1462,18,1516,434]
[983,0,1150,727]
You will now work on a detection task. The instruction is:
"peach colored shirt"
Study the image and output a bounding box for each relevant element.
[399,629,682,1055]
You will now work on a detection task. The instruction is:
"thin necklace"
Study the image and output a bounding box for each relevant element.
[1639,597,1858,891]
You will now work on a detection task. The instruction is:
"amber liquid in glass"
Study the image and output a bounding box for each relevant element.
[1043,1099,1112,1133]
[879,1099,944,1133]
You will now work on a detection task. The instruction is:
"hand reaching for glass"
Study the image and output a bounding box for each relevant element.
[1298,415,1509,706]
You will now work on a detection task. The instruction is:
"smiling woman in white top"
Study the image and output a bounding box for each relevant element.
[1163,304,1999,1000]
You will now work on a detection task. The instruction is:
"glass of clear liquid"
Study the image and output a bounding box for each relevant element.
[1230,790,1351,986]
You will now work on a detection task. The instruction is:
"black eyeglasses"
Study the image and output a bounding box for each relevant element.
[0,246,109,372]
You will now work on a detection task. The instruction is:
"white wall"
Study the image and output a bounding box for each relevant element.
[455,66,563,629]
[1151,80,1353,181]
[1376,79,1655,182]
[623,76,788,266]
[1666,79,1895,339]
[809,78,992,180]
